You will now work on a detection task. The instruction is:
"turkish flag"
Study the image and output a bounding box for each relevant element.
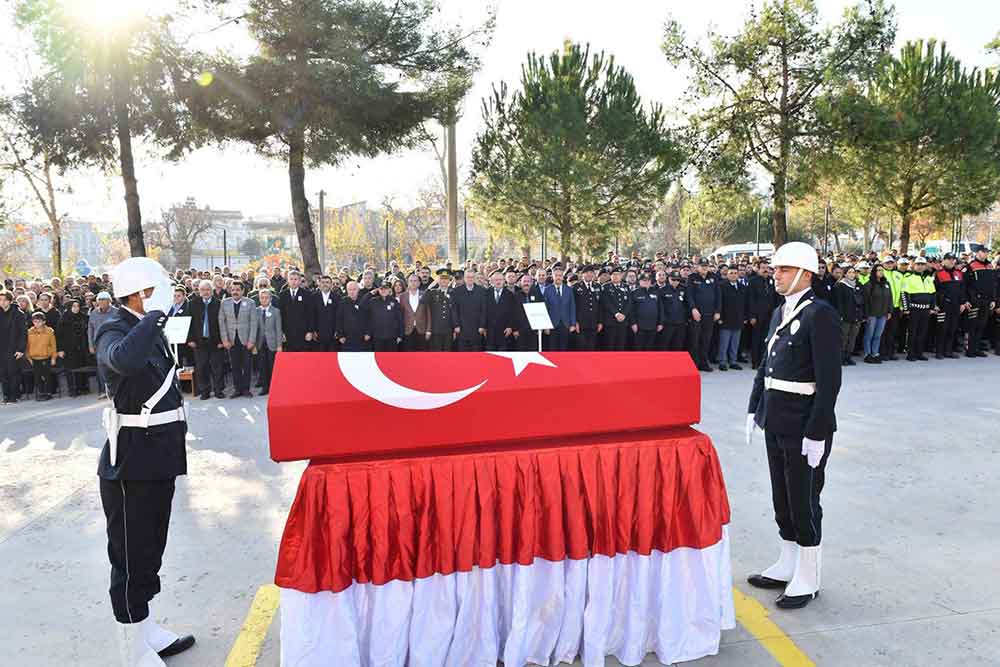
[267,352,700,462]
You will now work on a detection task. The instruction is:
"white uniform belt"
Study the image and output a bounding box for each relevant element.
[117,407,186,428]
[764,377,816,396]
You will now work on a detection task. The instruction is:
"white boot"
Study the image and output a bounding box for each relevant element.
[118,619,167,667]
[142,615,180,653]
[782,545,822,599]
[761,540,798,582]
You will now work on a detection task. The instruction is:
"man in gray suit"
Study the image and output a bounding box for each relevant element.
[255,288,282,395]
[219,281,259,398]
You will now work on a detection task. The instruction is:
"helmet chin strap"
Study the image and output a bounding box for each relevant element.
[778,268,805,296]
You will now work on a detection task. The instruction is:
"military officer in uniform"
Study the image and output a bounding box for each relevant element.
[746,242,842,610]
[96,257,195,666]
[421,268,456,352]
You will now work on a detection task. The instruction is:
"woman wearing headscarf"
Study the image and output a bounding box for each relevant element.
[57,298,91,395]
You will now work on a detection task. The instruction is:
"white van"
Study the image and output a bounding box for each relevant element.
[711,243,776,260]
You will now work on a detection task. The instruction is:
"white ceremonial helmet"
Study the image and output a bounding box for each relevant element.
[770,242,819,275]
[111,257,175,314]
[111,256,169,298]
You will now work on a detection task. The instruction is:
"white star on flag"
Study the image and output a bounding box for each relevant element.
[485,351,557,376]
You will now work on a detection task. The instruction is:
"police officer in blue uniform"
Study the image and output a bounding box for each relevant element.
[745,242,842,610]
[97,257,195,666]
[599,267,630,350]
[686,259,720,371]
[657,270,688,351]
[628,273,664,350]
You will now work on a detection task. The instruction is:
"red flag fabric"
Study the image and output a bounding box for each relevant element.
[268,352,700,462]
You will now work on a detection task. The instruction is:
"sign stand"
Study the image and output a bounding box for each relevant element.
[522,303,554,353]
[163,316,192,368]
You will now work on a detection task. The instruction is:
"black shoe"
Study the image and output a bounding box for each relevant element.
[697,365,713,372]
[966,352,978,358]
[944,353,958,359]
[729,364,743,371]
[200,393,211,400]
[747,574,788,590]
[775,591,819,610]
[37,394,52,401]
[158,635,196,658]
[907,356,918,362]
[917,355,929,361]
[228,392,242,399]
[718,364,728,371]
[215,392,226,399]
[935,354,944,359]
[845,358,856,366]
[737,356,748,363]
[258,389,269,395]
[976,351,988,358]
[873,356,883,364]
[863,355,877,364]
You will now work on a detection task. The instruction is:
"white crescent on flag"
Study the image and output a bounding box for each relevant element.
[336,352,556,410]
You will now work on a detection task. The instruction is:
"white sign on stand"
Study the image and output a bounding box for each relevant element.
[522,303,553,353]
[163,316,191,366]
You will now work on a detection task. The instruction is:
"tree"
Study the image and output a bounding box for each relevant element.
[681,179,767,252]
[187,0,491,278]
[471,41,685,262]
[832,41,1000,252]
[14,1,202,259]
[147,202,215,269]
[240,237,264,260]
[663,0,895,247]
[0,88,68,276]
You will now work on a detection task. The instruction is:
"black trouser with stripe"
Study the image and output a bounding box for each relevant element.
[906,308,930,359]
[765,432,832,547]
[100,478,176,624]
[935,309,960,356]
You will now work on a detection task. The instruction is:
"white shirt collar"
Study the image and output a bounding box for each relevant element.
[782,285,811,316]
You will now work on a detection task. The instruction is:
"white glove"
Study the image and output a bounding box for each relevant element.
[802,438,825,468]
[142,278,174,315]
[746,414,758,446]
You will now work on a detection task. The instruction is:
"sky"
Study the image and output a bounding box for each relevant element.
[1,0,999,230]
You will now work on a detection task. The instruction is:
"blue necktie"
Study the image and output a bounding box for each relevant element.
[203,299,210,337]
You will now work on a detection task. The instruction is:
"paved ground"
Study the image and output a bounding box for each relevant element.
[2,354,999,666]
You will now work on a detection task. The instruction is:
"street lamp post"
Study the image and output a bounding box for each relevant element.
[463,209,469,263]
[222,227,228,268]
[755,209,761,257]
[823,201,831,256]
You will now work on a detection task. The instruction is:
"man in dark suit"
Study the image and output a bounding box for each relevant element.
[746,242,842,611]
[0,290,26,403]
[451,269,487,351]
[718,267,749,370]
[573,265,602,350]
[186,279,225,399]
[312,275,339,352]
[747,262,779,369]
[485,271,516,351]
[336,281,371,351]
[543,267,577,351]
[278,270,315,352]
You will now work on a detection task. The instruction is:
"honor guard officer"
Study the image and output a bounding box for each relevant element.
[96,257,195,666]
[745,242,842,610]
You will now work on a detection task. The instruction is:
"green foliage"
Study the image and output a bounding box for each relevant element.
[186,0,491,277]
[663,0,896,246]
[681,179,769,250]
[470,41,685,261]
[830,40,1000,252]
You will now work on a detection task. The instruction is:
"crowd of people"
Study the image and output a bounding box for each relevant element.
[1,244,997,403]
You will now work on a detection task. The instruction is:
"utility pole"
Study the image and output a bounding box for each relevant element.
[222,228,228,268]
[463,208,469,263]
[447,118,459,261]
[823,200,831,256]
[541,226,546,264]
[384,217,390,271]
[755,209,761,257]
[318,189,326,272]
